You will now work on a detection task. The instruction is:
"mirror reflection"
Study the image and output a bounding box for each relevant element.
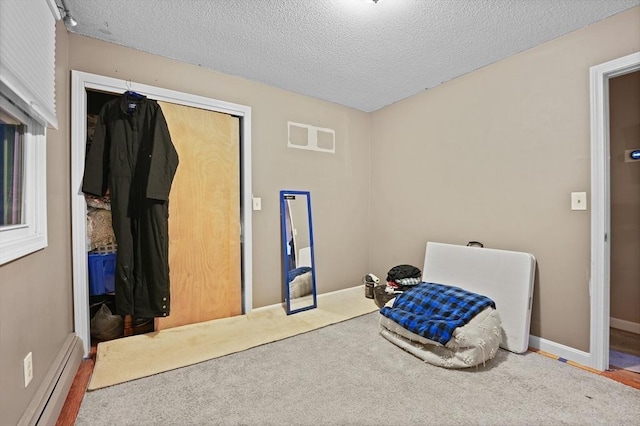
[280,190,317,314]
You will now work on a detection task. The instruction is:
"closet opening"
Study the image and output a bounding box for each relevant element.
[71,71,253,357]
[84,90,133,346]
[85,89,168,344]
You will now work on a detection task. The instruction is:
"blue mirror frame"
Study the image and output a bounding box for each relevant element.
[280,190,317,314]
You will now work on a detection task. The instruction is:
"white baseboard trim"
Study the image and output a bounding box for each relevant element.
[251,284,364,313]
[18,333,84,426]
[610,317,640,334]
[528,334,592,367]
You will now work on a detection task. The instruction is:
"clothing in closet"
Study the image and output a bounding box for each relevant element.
[82,92,179,318]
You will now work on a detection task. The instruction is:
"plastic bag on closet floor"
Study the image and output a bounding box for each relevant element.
[90,303,123,341]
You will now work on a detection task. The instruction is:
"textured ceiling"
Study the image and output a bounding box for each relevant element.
[61,0,639,112]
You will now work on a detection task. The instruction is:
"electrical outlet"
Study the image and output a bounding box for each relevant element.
[24,352,33,387]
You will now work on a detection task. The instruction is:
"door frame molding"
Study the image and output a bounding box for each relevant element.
[589,52,640,371]
[71,71,253,357]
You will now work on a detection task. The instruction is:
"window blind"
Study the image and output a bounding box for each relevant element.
[0,0,60,128]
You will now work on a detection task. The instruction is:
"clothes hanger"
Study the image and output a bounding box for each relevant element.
[122,80,144,114]
[124,79,143,99]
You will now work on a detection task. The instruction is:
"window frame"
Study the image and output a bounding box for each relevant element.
[0,94,48,265]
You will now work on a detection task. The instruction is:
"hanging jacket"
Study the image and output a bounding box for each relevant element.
[82,92,179,318]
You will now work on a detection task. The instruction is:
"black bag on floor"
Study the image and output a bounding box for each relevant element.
[90,303,123,341]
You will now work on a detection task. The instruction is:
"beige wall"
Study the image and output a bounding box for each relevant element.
[66,33,372,307]
[370,7,640,352]
[0,22,371,423]
[2,7,639,423]
[0,24,73,425]
[609,71,640,325]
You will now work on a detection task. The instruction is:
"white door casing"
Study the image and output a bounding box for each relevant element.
[589,52,640,371]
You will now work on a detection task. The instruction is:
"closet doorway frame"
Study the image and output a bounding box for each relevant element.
[589,51,640,371]
[70,70,253,357]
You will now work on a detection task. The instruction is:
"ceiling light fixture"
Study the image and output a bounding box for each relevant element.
[59,0,77,28]
[63,12,77,27]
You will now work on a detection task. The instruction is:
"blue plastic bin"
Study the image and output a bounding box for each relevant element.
[88,253,116,296]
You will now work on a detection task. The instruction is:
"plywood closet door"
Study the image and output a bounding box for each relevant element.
[155,101,241,330]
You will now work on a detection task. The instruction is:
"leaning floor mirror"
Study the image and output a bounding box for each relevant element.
[280,190,317,314]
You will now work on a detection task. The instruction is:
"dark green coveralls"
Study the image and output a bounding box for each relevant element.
[82,93,179,318]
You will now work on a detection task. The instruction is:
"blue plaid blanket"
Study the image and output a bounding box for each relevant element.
[379,282,496,345]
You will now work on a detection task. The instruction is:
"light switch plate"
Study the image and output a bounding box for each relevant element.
[252,197,262,211]
[24,352,33,387]
[571,192,587,211]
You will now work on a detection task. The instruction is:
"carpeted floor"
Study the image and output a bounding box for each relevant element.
[88,285,378,389]
[77,312,640,426]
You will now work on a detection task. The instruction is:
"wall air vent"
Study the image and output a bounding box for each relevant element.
[287,121,335,154]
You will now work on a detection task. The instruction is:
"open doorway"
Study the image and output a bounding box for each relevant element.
[607,70,640,374]
[589,52,640,372]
